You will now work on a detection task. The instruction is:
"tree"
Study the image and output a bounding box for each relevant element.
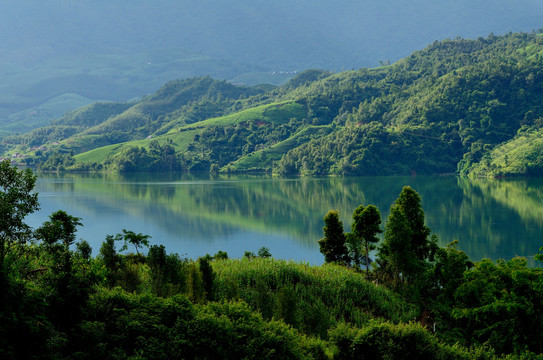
[0,160,39,255]
[36,210,82,249]
[119,229,151,256]
[0,160,39,286]
[187,262,205,304]
[99,235,122,286]
[348,204,382,275]
[257,246,272,258]
[148,244,168,295]
[318,210,348,264]
[214,250,228,260]
[35,210,84,330]
[377,186,436,287]
[378,205,414,287]
[198,256,215,301]
[75,240,92,261]
[395,186,433,261]
[453,257,543,354]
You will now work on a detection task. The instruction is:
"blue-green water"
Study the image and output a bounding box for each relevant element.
[26,173,543,265]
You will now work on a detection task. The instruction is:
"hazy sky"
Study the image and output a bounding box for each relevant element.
[2,0,543,69]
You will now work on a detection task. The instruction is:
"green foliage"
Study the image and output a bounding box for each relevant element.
[244,250,256,259]
[75,240,92,261]
[212,258,418,335]
[99,234,122,286]
[198,256,215,301]
[347,204,382,273]
[0,160,39,259]
[452,257,543,354]
[104,141,184,173]
[214,250,229,260]
[328,321,495,360]
[258,246,272,258]
[35,210,82,248]
[318,210,349,264]
[2,165,543,358]
[377,186,436,288]
[462,126,543,177]
[187,262,206,304]
[536,246,543,262]
[147,244,188,297]
[117,229,151,256]
[427,241,474,343]
[77,288,327,360]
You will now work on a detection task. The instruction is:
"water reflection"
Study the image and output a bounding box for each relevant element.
[27,173,543,265]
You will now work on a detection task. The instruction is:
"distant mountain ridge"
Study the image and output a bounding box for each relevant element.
[3,32,543,177]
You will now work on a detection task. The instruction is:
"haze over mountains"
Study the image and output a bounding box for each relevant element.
[1,0,543,134]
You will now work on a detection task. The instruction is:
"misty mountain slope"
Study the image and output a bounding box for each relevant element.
[1,0,543,134]
[3,77,267,153]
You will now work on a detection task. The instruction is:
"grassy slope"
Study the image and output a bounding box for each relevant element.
[181,101,305,129]
[75,101,306,165]
[466,127,543,177]
[212,257,418,327]
[227,125,332,171]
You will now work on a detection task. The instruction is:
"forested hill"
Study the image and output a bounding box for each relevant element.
[3,32,543,177]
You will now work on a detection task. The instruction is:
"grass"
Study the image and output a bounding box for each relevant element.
[212,257,417,337]
[74,142,126,163]
[73,101,307,166]
[468,127,543,177]
[182,101,306,129]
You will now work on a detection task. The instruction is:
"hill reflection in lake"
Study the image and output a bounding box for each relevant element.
[27,173,543,265]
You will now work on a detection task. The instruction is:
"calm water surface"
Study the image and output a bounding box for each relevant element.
[26,173,543,265]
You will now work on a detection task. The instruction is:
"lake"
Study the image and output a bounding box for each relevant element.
[26,173,543,265]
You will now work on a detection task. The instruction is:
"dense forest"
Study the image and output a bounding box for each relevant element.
[3,31,543,177]
[1,161,543,359]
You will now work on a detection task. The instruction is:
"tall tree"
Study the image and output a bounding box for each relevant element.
[395,186,432,260]
[349,204,382,275]
[0,160,39,284]
[35,210,84,330]
[377,186,436,287]
[198,256,215,301]
[318,210,348,264]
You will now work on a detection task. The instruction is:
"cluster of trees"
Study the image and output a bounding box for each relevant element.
[318,185,543,355]
[103,140,183,173]
[2,161,543,358]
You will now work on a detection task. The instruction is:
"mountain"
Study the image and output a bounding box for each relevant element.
[2,32,543,177]
[1,0,543,134]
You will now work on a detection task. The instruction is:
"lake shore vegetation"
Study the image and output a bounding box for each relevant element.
[2,161,543,359]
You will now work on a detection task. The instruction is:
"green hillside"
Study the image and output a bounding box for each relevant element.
[461,126,543,177]
[3,32,543,177]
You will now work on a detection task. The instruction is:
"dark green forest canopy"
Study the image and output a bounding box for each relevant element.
[3,32,543,177]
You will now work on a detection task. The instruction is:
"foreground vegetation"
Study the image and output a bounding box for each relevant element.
[2,161,543,359]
